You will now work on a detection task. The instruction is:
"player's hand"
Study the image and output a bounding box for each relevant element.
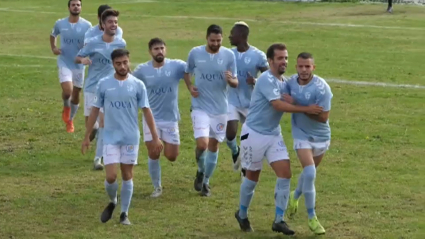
[246,72,256,85]
[282,94,294,104]
[306,105,323,115]
[52,47,61,55]
[81,58,92,65]
[81,137,90,155]
[224,71,234,83]
[149,137,163,155]
[188,85,199,98]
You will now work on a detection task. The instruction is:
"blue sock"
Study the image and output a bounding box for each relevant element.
[70,103,79,120]
[203,150,218,185]
[294,171,304,200]
[121,179,134,214]
[238,177,257,219]
[148,158,161,188]
[303,165,317,219]
[104,180,118,204]
[274,177,291,223]
[196,149,207,173]
[226,138,239,155]
[95,128,103,158]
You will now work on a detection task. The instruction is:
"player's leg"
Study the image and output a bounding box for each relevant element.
[67,69,84,132]
[238,108,248,179]
[100,145,120,223]
[58,66,73,127]
[143,117,163,197]
[387,0,393,13]
[84,92,99,142]
[118,144,139,225]
[234,124,265,232]
[200,113,227,197]
[226,104,241,171]
[191,110,210,192]
[93,111,105,169]
[267,135,295,236]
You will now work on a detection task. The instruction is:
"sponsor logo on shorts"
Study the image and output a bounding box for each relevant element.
[126,145,135,153]
[216,123,225,132]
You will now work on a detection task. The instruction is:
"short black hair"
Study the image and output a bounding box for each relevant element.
[68,0,81,7]
[148,38,166,49]
[266,43,287,60]
[234,24,249,38]
[297,52,314,60]
[111,48,130,61]
[206,24,222,37]
[98,4,111,17]
[101,9,119,24]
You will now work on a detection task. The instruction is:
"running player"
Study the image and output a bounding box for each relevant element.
[234,43,323,235]
[184,24,238,197]
[50,0,92,133]
[75,9,126,170]
[284,52,332,235]
[226,21,268,175]
[132,38,186,198]
[81,48,163,225]
[84,4,123,43]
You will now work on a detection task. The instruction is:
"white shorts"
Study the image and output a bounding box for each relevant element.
[58,66,85,88]
[191,109,227,143]
[293,139,330,157]
[103,144,139,165]
[227,104,249,123]
[84,92,103,116]
[240,124,289,171]
[142,117,180,145]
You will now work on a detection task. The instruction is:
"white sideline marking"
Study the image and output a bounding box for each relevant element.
[0,64,46,68]
[1,53,424,90]
[0,8,423,31]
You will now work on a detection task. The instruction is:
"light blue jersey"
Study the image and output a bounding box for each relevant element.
[229,46,268,109]
[132,59,186,122]
[245,70,287,136]
[284,74,333,142]
[93,74,149,145]
[84,24,123,44]
[77,35,126,93]
[185,45,237,115]
[51,17,92,70]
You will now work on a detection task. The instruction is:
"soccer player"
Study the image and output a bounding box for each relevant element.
[284,52,332,235]
[184,24,238,197]
[75,9,126,170]
[84,4,123,43]
[234,43,323,235]
[226,21,268,175]
[81,48,163,225]
[50,0,92,133]
[132,38,186,198]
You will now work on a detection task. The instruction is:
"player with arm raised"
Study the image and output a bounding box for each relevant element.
[75,9,126,170]
[132,38,186,198]
[234,44,323,235]
[226,21,268,176]
[84,4,123,43]
[81,49,163,225]
[284,52,331,235]
[50,0,92,133]
[184,24,238,197]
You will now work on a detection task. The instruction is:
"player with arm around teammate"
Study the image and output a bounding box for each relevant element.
[84,4,123,43]
[226,21,269,175]
[50,0,92,133]
[184,24,238,197]
[234,44,323,235]
[81,49,163,225]
[132,38,186,198]
[283,52,332,235]
[75,9,126,170]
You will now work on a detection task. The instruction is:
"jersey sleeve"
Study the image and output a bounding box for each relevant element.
[257,51,268,69]
[51,20,60,37]
[137,81,150,109]
[280,80,290,95]
[228,51,237,78]
[315,82,333,111]
[185,48,196,74]
[93,79,105,108]
[77,42,92,57]
[175,60,187,80]
[132,65,145,83]
[258,75,281,102]
[117,27,123,38]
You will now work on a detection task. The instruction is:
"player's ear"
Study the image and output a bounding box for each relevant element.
[312,64,316,71]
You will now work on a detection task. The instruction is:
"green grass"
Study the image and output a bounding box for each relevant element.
[1,0,425,238]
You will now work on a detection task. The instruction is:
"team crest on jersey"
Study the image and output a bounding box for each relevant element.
[126,145,134,153]
[76,27,82,32]
[217,58,223,65]
[305,92,311,100]
[216,123,225,132]
[244,57,251,65]
[164,70,171,77]
[127,84,134,92]
[273,88,280,96]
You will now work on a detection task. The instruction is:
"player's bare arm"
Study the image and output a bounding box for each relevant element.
[225,71,238,88]
[184,72,199,97]
[49,35,61,55]
[75,56,92,65]
[81,106,100,154]
[270,99,322,115]
[305,111,330,123]
[142,107,164,154]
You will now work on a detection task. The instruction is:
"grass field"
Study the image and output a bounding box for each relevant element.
[1,0,425,238]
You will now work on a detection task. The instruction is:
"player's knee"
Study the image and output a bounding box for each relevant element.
[121,170,133,181]
[303,165,316,181]
[165,151,179,162]
[196,141,208,152]
[148,151,161,160]
[63,93,71,100]
[105,174,117,184]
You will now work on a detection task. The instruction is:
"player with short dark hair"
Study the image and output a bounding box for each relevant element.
[84,4,124,43]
